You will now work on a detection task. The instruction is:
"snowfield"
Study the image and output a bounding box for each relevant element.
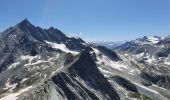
[45,40,79,54]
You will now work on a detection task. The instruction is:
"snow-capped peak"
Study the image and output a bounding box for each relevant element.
[147,36,161,44]
[134,36,161,45]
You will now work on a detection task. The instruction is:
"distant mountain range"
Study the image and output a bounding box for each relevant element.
[0,19,170,100]
[91,41,126,49]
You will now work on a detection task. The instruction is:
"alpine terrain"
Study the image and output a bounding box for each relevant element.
[0,19,170,100]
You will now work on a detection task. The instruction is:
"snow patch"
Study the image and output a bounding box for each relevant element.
[98,67,113,75]
[21,78,29,83]
[136,52,144,58]
[8,62,20,69]
[45,40,79,54]
[20,55,38,61]
[24,60,48,66]
[133,82,159,94]
[51,65,64,76]
[134,36,160,45]
[146,56,156,63]
[164,61,170,65]
[147,36,159,44]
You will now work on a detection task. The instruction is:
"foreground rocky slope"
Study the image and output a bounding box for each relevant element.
[17,50,120,100]
[0,19,169,100]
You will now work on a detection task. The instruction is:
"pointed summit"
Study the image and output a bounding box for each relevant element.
[17,18,33,28]
[20,18,30,23]
[14,18,36,34]
[48,26,55,30]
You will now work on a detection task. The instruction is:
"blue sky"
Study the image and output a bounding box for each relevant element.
[0,0,170,41]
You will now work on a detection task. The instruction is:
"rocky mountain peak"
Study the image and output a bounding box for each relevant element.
[0,19,90,72]
[16,19,35,32]
[18,18,31,26]
[134,35,161,45]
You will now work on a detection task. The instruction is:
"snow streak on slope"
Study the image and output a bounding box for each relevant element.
[45,41,79,54]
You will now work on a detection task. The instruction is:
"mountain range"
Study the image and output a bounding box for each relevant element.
[0,19,170,100]
[90,41,126,49]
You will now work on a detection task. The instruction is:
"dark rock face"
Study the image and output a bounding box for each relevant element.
[114,41,138,52]
[141,71,170,89]
[0,53,14,72]
[115,41,153,55]
[96,46,120,61]
[156,48,170,57]
[111,76,138,93]
[66,49,120,99]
